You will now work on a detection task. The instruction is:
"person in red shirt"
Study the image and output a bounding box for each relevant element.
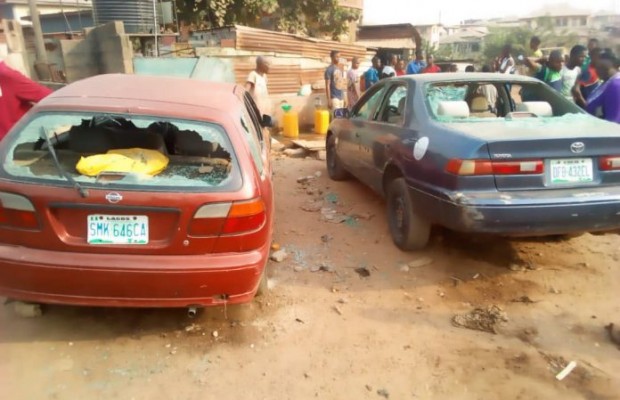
[0,61,52,140]
[423,55,442,73]
[395,59,406,76]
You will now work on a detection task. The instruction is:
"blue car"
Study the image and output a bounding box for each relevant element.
[326,73,620,250]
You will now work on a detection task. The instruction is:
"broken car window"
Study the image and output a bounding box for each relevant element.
[2,112,242,192]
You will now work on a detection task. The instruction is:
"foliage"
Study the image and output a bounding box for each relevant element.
[481,17,579,64]
[175,0,360,39]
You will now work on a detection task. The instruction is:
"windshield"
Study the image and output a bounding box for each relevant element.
[425,81,585,122]
[1,112,242,192]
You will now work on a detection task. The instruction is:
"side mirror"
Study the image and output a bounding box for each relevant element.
[261,114,274,128]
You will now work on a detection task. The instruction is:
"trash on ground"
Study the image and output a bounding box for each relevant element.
[301,200,323,212]
[355,267,371,278]
[283,148,307,158]
[555,361,578,381]
[452,305,508,334]
[310,263,335,273]
[377,388,390,399]
[12,301,43,318]
[321,234,333,243]
[270,249,288,263]
[604,323,620,348]
[408,257,433,268]
[511,295,537,304]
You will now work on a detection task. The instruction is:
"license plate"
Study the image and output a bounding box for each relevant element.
[87,215,149,245]
[549,158,593,184]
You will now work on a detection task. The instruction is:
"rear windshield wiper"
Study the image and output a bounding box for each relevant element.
[40,127,89,198]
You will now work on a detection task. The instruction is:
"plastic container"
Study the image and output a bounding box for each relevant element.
[314,109,330,135]
[282,103,299,138]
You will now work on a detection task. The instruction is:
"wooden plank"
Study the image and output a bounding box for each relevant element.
[292,140,326,151]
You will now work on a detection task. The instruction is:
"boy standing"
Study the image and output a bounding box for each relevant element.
[325,50,345,111]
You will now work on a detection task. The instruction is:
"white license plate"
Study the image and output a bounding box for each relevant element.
[549,158,593,184]
[87,215,149,245]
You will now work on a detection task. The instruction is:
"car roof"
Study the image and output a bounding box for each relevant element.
[42,74,244,112]
[397,73,540,84]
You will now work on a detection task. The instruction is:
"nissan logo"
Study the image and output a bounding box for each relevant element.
[570,142,585,154]
[105,192,123,204]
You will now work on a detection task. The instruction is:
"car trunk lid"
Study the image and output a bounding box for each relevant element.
[446,115,620,191]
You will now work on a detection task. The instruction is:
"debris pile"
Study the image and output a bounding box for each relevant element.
[452,305,508,334]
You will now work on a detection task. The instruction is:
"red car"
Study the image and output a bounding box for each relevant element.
[0,74,274,310]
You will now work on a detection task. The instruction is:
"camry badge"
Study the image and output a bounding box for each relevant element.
[570,142,585,154]
[105,192,123,204]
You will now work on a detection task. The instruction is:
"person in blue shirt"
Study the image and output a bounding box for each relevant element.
[406,50,426,74]
[364,56,381,90]
[325,50,345,110]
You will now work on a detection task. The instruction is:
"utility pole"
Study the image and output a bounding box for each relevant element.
[27,0,50,79]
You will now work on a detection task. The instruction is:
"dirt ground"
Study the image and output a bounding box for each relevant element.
[1,154,620,400]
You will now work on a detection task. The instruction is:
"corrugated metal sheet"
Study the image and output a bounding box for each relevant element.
[235,64,298,94]
[232,25,368,60]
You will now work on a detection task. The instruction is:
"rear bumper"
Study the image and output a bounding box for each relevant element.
[414,186,620,235]
[0,244,268,308]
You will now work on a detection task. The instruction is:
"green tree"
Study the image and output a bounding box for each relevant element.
[482,20,579,65]
[175,0,360,39]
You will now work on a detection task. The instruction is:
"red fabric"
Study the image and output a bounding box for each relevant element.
[395,70,405,76]
[0,62,52,140]
[423,64,442,73]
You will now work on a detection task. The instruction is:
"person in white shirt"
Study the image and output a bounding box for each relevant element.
[561,45,586,102]
[495,44,515,74]
[245,56,271,116]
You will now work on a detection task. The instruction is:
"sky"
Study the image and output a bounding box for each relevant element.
[363,0,620,25]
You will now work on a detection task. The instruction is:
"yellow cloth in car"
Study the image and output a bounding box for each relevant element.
[76,148,169,177]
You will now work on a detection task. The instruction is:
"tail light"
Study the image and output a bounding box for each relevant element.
[599,156,620,171]
[189,198,266,236]
[446,159,543,176]
[0,192,39,230]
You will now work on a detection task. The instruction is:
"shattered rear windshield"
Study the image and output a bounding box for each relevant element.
[425,81,584,122]
[1,112,241,192]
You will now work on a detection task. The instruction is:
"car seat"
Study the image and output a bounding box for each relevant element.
[469,96,496,118]
[437,101,470,118]
[515,101,553,117]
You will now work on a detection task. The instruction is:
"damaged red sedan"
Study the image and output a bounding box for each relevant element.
[0,74,274,309]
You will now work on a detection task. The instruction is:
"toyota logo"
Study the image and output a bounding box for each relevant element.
[105,192,123,204]
[570,142,585,154]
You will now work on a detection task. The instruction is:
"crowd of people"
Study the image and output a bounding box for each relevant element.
[314,40,620,124]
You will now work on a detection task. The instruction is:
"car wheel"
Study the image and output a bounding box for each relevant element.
[326,134,350,181]
[386,177,431,251]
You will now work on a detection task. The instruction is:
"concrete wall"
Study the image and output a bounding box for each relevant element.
[60,21,133,83]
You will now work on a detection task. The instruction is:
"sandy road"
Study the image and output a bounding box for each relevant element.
[1,155,619,400]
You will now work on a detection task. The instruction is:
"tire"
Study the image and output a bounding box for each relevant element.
[326,134,350,181]
[386,177,431,251]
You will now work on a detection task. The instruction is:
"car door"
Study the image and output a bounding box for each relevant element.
[343,84,389,178]
[357,82,410,193]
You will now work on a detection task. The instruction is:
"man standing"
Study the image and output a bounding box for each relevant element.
[529,36,543,59]
[586,51,620,124]
[495,44,515,74]
[325,50,345,110]
[364,56,381,90]
[560,45,586,102]
[245,56,271,116]
[381,54,398,79]
[524,50,564,92]
[423,55,442,73]
[347,57,362,108]
[406,50,425,74]
[0,61,52,140]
